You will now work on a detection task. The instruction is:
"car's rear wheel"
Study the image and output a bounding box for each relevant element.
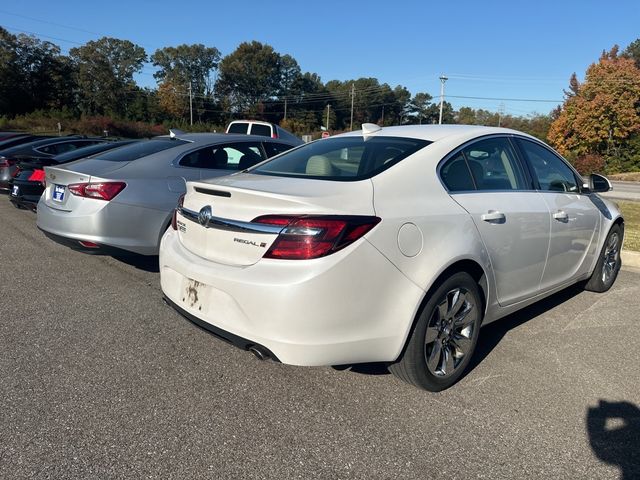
[584,224,623,293]
[390,272,482,391]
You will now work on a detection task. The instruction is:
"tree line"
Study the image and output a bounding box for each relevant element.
[0,26,639,172]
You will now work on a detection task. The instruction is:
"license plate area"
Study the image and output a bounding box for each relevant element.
[11,185,19,196]
[181,278,209,312]
[52,184,65,202]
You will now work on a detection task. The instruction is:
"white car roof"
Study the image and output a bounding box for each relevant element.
[340,124,535,144]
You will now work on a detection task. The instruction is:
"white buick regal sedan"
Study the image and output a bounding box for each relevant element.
[160,124,623,391]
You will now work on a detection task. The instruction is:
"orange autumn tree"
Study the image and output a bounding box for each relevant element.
[157,80,188,118]
[548,46,640,168]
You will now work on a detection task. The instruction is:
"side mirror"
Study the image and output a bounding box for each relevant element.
[589,173,612,193]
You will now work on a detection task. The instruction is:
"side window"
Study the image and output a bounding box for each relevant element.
[36,144,56,155]
[227,123,248,134]
[461,137,526,190]
[517,139,579,193]
[249,124,272,137]
[180,143,265,170]
[440,153,475,192]
[264,142,294,158]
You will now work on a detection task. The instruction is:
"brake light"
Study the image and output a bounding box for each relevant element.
[171,194,185,230]
[253,215,381,260]
[68,182,126,201]
[28,169,45,183]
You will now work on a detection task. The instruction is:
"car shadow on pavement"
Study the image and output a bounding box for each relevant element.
[112,255,160,273]
[462,282,585,379]
[586,400,640,479]
[341,282,587,380]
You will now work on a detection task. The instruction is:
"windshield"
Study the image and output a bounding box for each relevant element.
[252,136,429,181]
[92,138,188,162]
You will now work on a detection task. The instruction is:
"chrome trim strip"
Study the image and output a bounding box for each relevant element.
[178,207,283,234]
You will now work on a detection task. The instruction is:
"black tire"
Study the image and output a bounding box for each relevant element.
[584,224,623,293]
[390,271,482,391]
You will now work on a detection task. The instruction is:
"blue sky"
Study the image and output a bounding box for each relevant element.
[1,1,639,117]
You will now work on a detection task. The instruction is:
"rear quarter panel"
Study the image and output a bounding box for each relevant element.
[366,143,494,323]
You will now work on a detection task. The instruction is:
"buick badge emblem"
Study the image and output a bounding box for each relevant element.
[198,205,212,227]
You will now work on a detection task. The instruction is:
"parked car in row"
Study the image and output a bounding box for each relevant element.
[1,135,107,191]
[226,120,303,145]
[160,124,623,392]
[1,135,54,190]
[10,140,138,211]
[36,132,300,255]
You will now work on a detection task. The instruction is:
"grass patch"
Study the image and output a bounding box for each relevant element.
[618,201,640,252]
[609,172,640,182]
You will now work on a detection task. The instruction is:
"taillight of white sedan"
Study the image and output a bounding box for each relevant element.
[160,124,624,391]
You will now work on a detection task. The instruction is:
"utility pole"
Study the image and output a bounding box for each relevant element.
[438,75,448,125]
[326,104,331,131]
[350,83,355,131]
[284,98,288,121]
[498,102,505,127]
[188,82,193,126]
[381,105,384,126]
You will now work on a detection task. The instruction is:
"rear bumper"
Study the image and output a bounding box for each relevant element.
[163,294,281,361]
[38,228,139,256]
[36,197,167,256]
[159,228,424,366]
[9,195,38,211]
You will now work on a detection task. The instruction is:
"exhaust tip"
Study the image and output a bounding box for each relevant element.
[248,345,269,361]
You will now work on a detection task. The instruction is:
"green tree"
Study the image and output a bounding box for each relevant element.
[151,43,220,121]
[215,41,281,114]
[69,37,146,117]
[622,38,640,69]
[0,28,75,115]
[407,92,434,124]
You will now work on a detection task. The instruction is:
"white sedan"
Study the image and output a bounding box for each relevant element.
[159,124,623,391]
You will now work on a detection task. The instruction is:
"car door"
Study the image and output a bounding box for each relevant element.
[440,136,550,306]
[515,138,600,290]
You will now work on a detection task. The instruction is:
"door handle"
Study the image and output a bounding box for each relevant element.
[481,210,506,223]
[553,210,569,222]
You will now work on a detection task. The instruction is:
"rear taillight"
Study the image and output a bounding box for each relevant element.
[68,182,126,201]
[12,166,22,178]
[28,169,45,183]
[171,194,185,230]
[252,215,381,260]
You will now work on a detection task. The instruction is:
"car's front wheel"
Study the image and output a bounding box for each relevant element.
[390,271,482,391]
[584,224,623,293]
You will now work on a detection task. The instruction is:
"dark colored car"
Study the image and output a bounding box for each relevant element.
[0,136,107,191]
[0,132,26,141]
[10,140,138,211]
[0,135,54,188]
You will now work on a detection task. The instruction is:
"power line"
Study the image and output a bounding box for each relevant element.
[0,9,160,50]
[446,94,562,103]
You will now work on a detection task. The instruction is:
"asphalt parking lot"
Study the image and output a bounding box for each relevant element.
[1,199,639,479]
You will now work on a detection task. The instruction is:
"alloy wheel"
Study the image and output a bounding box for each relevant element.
[424,287,477,378]
[601,232,619,285]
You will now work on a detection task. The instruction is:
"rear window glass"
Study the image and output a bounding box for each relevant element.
[253,136,429,181]
[250,124,272,137]
[52,141,136,163]
[227,123,249,134]
[93,139,188,162]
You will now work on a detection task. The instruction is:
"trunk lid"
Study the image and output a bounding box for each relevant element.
[42,165,94,211]
[60,158,130,177]
[177,173,374,266]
